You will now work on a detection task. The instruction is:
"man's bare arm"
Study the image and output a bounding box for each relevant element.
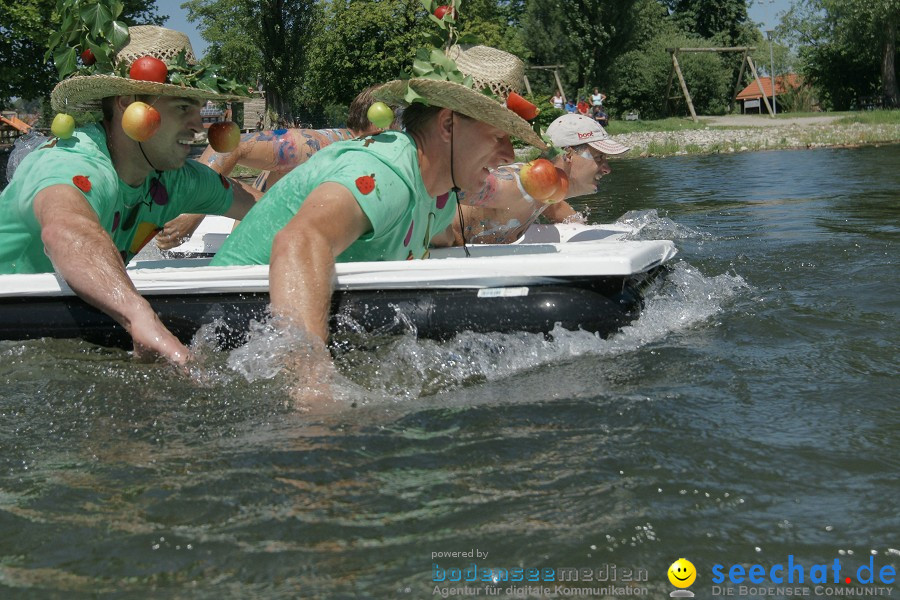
[35,184,190,364]
[269,182,372,342]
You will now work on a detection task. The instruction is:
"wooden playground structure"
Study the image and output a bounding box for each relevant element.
[665,46,775,121]
[1,113,33,146]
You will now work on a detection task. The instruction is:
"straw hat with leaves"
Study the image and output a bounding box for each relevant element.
[375,39,545,149]
[51,25,249,114]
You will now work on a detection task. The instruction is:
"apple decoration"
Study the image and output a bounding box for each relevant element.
[51,113,76,139]
[121,101,161,142]
[545,168,569,204]
[129,56,168,83]
[506,92,540,121]
[208,121,241,153]
[366,101,394,129]
[434,4,457,20]
[80,49,96,66]
[518,158,562,202]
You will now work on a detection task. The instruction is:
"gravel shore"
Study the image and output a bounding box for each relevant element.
[609,115,900,158]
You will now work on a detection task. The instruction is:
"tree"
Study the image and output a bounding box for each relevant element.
[520,0,640,98]
[664,0,754,47]
[783,0,899,109]
[0,0,163,110]
[301,0,431,121]
[184,0,318,122]
[182,0,262,87]
[456,0,527,57]
[610,30,734,118]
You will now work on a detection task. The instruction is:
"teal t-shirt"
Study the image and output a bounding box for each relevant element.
[0,124,234,273]
[212,131,456,265]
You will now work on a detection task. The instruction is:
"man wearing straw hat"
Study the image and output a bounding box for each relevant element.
[435,112,630,246]
[211,45,545,359]
[0,26,258,364]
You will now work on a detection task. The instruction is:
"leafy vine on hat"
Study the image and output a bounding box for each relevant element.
[47,0,248,151]
[373,0,546,150]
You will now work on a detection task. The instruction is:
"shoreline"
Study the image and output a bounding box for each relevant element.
[608,118,900,159]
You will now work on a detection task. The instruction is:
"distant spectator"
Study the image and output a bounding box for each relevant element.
[551,91,564,110]
[591,87,606,107]
[576,97,591,116]
[591,105,608,128]
[564,99,577,113]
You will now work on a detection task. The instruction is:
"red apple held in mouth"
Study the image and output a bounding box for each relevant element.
[434,4,457,19]
[544,168,569,204]
[207,121,241,153]
[80,48,96,66]
[519,158,560,201]
[129,56,168,83]
[121,101,161,142]
[506,92,540,121]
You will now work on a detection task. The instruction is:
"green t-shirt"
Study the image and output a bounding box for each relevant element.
[212,131,456,266]
[0,124,234,273]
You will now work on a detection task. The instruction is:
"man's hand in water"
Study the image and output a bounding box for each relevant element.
[128,307,192,365]
[285,331,336,410]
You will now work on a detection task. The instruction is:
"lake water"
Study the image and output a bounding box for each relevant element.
[1,145,898,598]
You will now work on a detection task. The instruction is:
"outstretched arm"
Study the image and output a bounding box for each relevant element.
[35,185,190,364]
[158,128,356,249]
[270,182,371,342]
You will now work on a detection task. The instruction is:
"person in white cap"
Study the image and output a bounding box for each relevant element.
[433,113,629,246]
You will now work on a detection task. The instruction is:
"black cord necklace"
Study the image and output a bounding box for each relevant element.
[449,114,470,257]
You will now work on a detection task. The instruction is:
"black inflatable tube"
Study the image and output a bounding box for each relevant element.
[0,269,665,349]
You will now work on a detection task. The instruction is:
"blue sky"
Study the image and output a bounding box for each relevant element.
[747,0,794,32]
[155,0,208,56]
[154,0,794,60]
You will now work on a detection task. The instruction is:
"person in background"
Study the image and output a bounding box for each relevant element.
[551,90,564,110]
[591,87,606,107]
[0,26,258,364]
[592,104,608,128]
[432,113,629,246]
[564,98,577,113]
[576,96,591,116]
[155,86,399,249]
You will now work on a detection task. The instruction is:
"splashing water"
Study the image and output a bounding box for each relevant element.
[616,208,712,240]
[217,261,747,403]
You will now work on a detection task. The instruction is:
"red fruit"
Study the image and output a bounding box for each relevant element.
[355,174,376,195]
[208,121,241,153]
[129,56,168,84]
[80,49,96,66]
[519,158,560,201]
[544,168,569,204]
[506,92,540,121]
[434,4,457,19]
[121,101,161,142]
[72,175,92,193]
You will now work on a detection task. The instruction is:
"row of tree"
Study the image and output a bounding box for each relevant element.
[2,0,897,124]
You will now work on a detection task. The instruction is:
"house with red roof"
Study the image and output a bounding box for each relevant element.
[736,73,802,113]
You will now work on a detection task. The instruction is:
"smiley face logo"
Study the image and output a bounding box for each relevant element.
[668,558,697,588]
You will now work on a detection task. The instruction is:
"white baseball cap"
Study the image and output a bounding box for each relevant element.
[545,114,629,155]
